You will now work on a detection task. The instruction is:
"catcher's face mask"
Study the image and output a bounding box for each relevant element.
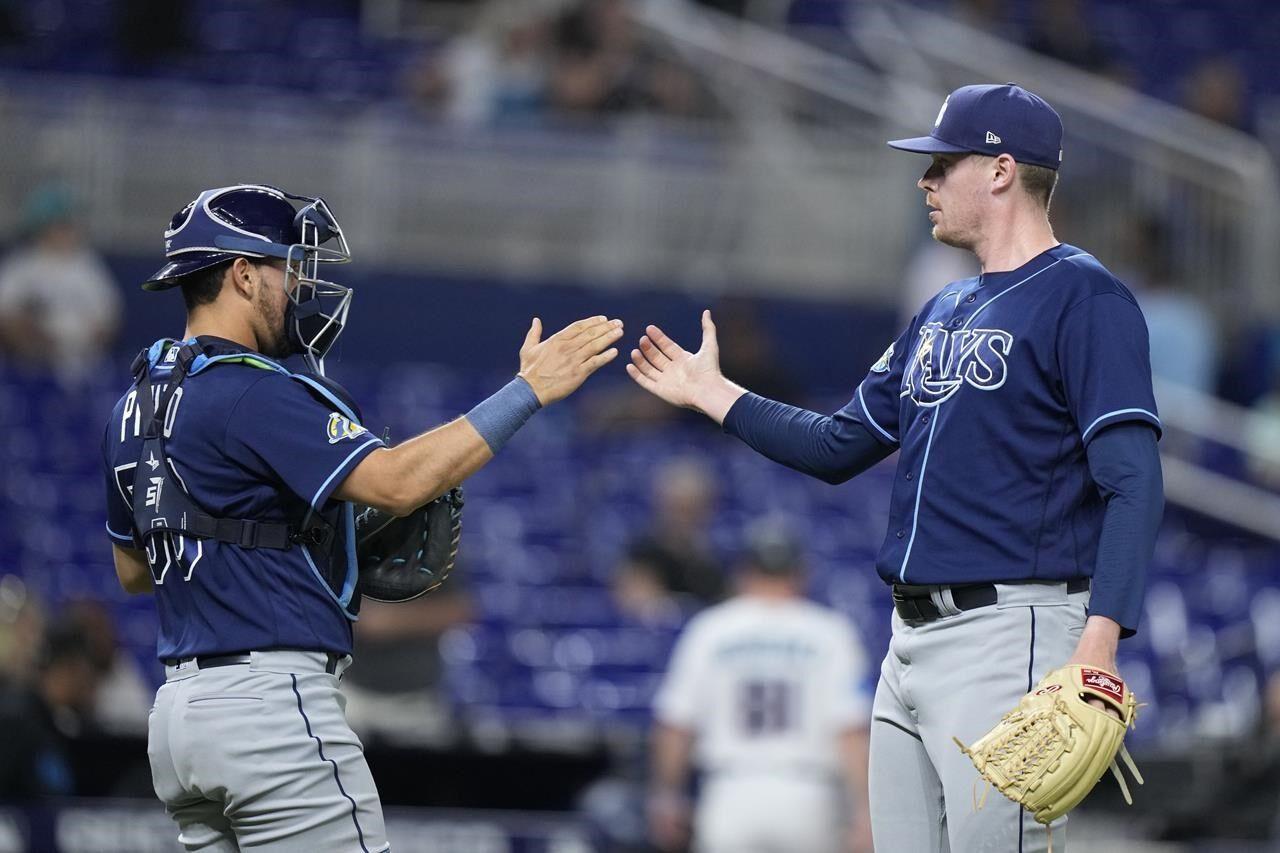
[281,197,352,376]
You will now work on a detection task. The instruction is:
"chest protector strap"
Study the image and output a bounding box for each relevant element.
[130,342,332,551]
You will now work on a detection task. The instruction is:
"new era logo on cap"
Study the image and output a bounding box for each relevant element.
[887,83,1064,171]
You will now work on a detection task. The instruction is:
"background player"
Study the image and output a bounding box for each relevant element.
[624,84,1164,851]
[649,521,873,853]
[102,184,622,851]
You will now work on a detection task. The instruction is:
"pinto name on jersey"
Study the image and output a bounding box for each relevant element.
[901,321,1013,407]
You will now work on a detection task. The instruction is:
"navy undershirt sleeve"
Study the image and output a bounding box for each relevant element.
[722,392,895,485]
[1084,421,1164,638]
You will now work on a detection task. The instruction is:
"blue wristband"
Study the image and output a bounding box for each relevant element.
[465,377,542,453]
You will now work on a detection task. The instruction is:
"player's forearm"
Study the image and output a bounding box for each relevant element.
[1083,423,1164,637]
[650,722,695,794]
[1069,615,1121,670]
[723,393,892,484]
[338,418,492,515]
[691,375,750,425]
[112,544,154,595]
[338,379,542,515]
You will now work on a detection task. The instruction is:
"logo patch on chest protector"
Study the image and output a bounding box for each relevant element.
[901,321,1013,407]
[326,412,368,444]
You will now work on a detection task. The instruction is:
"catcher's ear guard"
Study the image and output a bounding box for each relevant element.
[355,487,464,603]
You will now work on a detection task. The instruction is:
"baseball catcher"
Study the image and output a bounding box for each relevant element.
[105,182,623,852]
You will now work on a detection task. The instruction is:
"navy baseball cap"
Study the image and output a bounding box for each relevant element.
[888,83,1064,170]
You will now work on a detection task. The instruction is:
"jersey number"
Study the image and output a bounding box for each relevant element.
[145,519,203,584]
[738,679,794,736]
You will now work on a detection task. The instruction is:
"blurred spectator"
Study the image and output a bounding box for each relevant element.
[342,587,474,746]
[1122,214,1219,396]
[65,601,152,737]
[0,575,44,685]
[1181,55,1252,133]
[1025,0,1113,73]
[407,1,557,127]
[115,0,187,69]
[1244,380,1280,490]
[714,296,802,405]
[648,520,872,853]
[550,0,706,118]
[692,0,748,18]
[948,0,1016,40]
[0,0,22,46]
[410,0,707,126]
[612,458,726,621]
[0,184,121,382]
[0,619,100,799]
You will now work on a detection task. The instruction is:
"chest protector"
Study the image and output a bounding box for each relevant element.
[129,338,359,612]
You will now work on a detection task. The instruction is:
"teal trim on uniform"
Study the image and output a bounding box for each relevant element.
[302,537,360,622]
[146,338,172,367]
[293,374,359,421]
[965,257,1074,327]
[856,383,897,445]
[188,351,288,376]
[1081,408,1161,444]
[310,437,381,511]
[293,373,372,612]
[342,505,359,605]
[898,415,938,582]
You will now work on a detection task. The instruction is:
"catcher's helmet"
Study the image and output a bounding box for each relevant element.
[144,184,353,375]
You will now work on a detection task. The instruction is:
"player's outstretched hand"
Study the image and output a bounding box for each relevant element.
[518,315,623,406]
[626,310,745,424]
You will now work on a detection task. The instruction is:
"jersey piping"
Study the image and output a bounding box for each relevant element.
[896,255,1071,582]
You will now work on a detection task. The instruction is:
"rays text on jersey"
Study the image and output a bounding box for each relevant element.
[901,322,1013,407]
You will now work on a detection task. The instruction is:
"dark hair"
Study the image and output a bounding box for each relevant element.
[1019,163,1059,209]
[178,260,234,312]
[178,257,277,313]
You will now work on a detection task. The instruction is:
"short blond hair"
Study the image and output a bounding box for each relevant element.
[1019,163,1058,209]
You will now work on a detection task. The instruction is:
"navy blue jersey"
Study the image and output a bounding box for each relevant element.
[854,244,1160,585]
[102,338,384,660]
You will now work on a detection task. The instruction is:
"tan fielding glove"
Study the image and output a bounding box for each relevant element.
[954,665,1143,825]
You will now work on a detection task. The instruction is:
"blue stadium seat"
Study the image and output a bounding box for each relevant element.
[6,362,1280,744]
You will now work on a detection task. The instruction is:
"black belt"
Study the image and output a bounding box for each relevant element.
[892,578,1089,623]
[163,651,342,674]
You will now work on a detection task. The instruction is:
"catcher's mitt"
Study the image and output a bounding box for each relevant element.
[954,665,1143,826]
[354,487,464,603]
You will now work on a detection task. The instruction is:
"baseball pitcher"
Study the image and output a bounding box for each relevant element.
[625,84,1164,852]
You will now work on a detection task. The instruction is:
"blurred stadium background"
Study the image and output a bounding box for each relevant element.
[0,0,1279,850]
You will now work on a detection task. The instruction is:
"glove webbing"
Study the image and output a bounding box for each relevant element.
[959,700,1145,853]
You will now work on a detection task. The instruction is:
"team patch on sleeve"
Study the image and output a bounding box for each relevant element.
[326,412,369,444]
[870,342,895,374]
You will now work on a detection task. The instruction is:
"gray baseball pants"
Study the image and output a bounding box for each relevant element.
[148,650,390,852]
[869,581,1090,853]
